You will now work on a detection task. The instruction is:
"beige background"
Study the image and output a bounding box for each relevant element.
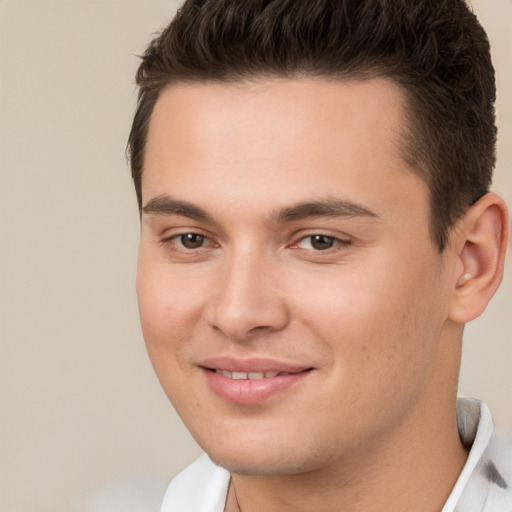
[0,1,510,511]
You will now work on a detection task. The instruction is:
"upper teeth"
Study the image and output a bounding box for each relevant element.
[215,370,280,380]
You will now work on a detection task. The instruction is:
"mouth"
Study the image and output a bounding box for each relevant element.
[199,358,314,405]
[211,369,295,380]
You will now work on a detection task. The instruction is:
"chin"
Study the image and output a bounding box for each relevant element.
[208,453,300,476]
[202,437,326,477]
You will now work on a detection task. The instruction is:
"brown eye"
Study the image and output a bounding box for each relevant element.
[180,233,206,249]
[295,234,342,251]
[309,235,335,250]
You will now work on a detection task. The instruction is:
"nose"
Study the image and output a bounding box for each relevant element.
[206,252,290,341]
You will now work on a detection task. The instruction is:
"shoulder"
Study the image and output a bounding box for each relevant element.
[160,454,230,512]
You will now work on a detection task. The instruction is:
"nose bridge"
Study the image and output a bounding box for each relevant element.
[208,246,288,340]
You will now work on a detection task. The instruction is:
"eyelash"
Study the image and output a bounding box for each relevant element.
[164,232,216,251]
[291,234,351,252]
[163,232,350,253]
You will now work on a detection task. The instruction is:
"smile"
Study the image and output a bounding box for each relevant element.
[201,360,313,405]
[214,370,281,380]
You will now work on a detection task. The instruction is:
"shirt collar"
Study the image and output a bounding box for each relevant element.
[442,398,495,512]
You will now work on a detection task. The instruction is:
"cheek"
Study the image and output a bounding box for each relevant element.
[293,257,444,387]
[137,253,203,332]
[136,258,205,379]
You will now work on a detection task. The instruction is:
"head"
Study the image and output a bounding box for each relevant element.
[128,0,497,252]
[129,0,509,481]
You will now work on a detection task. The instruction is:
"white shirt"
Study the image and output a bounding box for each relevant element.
[160,398,512,512]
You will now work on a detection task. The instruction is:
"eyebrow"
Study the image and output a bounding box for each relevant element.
[272,199,379,223]
[142,195,379,224]
[142,195,213,222]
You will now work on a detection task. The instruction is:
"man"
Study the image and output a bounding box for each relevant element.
[128,1,511,510]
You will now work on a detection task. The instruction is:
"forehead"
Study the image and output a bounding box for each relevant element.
[145,77,408,172]
[142,77,426,227]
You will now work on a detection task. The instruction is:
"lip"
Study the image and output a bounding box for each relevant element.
[200,356,310,374]
[199,356,313,405]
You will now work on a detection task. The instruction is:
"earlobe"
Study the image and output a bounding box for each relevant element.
[448,193,510,323]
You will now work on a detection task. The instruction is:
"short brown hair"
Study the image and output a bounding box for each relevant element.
[128,0,496,251]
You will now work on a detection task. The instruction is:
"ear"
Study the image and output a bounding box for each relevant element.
[448,193,510,323]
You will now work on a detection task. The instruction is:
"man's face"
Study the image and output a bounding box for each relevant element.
[137,78,457,475]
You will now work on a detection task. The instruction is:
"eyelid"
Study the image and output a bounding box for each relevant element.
[161,229,219,250]
[289,231,351,247]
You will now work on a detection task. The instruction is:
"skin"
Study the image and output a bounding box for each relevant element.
[136,78,503,511]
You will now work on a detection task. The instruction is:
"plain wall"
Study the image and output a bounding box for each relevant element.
[0,1,510,511]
